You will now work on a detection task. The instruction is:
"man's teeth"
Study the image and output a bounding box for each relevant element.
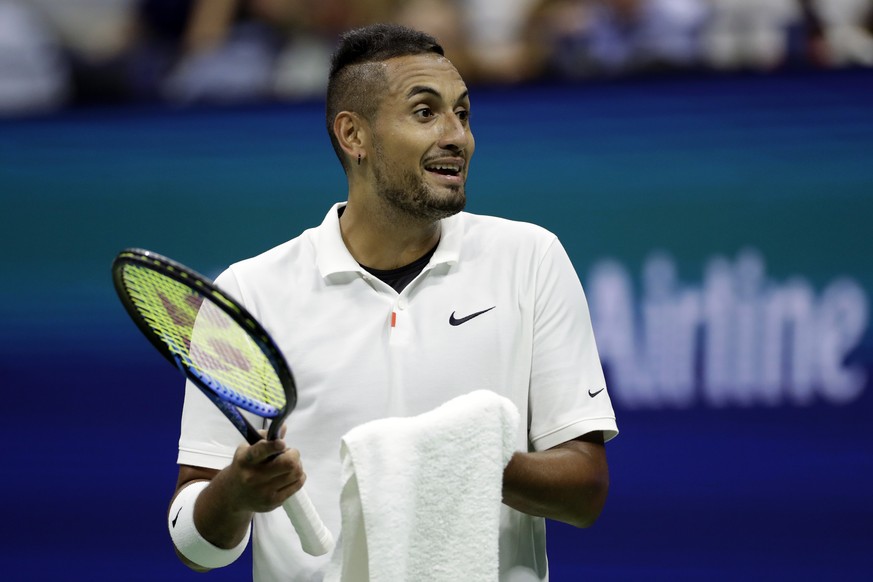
[428,164,460,174]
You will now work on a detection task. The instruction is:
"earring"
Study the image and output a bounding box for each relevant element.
[357,153,361,166]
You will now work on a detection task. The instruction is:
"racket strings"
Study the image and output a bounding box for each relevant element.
[120,264,287,415]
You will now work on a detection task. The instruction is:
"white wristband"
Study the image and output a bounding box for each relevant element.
[168,480,251,569]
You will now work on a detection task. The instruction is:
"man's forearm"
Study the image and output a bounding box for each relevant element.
[501,434,609,528]
[193,471,256,549]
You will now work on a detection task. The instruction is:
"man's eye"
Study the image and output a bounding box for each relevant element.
[415,107,434,119]
[456,109,470,122]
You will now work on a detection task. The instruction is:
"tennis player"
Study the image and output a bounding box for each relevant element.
[169,23,618,581]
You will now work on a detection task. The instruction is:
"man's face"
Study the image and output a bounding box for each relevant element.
[368,53,475,221]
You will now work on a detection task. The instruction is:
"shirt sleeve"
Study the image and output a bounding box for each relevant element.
[176,267,265,469]
[528,238,618,451]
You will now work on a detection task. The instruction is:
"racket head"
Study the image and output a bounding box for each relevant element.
[112,248,296,437]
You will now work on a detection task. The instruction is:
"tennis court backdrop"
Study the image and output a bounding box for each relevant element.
[1,69,871,580]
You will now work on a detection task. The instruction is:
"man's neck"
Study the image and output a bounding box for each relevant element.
[339,200,441,270]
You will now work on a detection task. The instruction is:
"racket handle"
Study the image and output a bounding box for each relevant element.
[282,487,334,556]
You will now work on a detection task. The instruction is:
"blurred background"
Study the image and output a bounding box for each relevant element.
[1,0,872,580]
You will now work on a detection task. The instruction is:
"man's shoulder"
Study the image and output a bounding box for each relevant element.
[454,211,557,245]
[227,226,318,280]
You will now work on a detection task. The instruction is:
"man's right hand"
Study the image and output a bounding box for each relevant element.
[221,431,307,514]
[170,428,307,562]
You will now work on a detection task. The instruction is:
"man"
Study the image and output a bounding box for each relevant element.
[169,23,618,581]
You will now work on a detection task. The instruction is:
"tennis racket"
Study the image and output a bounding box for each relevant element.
[112,248,334,556]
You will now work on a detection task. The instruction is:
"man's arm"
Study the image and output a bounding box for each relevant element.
[502,431,608,528]
[169,434,305,571]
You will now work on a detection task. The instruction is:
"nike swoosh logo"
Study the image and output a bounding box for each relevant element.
[588,388,605,398]
[449,306,496,326]
[171,506,183,528]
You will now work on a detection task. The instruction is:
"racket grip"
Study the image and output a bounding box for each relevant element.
[282,488,334,556]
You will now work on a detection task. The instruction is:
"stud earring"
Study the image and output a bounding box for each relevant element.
[357,153,361,166]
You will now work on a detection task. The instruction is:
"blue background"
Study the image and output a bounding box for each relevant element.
[1,69,871,580]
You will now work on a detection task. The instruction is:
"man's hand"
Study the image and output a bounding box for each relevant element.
[171,427,307,557]
[222,431,307,514]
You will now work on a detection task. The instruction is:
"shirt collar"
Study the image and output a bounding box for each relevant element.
[314,202,463,280]
[314,202,360,279]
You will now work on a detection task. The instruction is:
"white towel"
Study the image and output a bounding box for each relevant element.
[324,390,520,582]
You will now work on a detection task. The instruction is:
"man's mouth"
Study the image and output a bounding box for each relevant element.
[426,163,461,176]
[424,159,464,182]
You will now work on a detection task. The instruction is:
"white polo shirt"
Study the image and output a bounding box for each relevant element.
[178,203,618,582]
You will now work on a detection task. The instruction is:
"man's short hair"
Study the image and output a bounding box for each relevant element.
[326,24,445,171]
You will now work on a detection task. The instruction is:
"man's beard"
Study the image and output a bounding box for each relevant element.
[371,144,466,222]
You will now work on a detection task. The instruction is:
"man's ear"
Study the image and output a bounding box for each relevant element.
[334,111,369,165]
